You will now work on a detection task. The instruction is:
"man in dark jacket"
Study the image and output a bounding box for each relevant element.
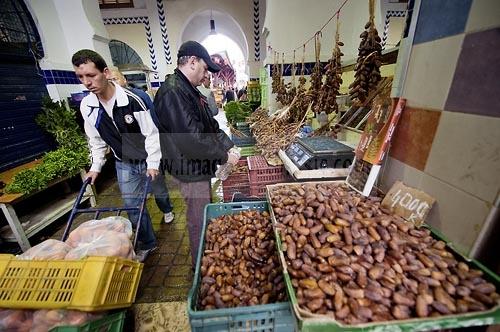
[224,87,235,104]
[153,41,238,266]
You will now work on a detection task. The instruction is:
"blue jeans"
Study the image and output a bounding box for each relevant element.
[115,160,162,250]
[152,173,173,214]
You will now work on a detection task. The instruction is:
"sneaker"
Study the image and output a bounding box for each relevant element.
[135,246,157,262]
[164,212,174,224]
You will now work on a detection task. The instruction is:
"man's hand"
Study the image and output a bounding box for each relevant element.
[147,169,159,181]
[86,171,100,185]
[227,151,239,165]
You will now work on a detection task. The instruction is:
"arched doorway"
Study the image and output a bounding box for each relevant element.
[202,34,248,88]
[0,0,50,171]
[109,39,152,90]
[109,39,143,66]
[180,9,249,87]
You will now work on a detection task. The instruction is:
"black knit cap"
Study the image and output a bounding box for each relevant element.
[178,41,221,73]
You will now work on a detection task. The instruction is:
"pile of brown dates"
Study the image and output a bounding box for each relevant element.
[270,183,499,324]
[198,210,286,310]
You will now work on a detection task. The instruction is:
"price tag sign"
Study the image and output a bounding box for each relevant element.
[381,181,435,226]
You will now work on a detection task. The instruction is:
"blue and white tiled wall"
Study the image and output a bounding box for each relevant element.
[42,70,80,85]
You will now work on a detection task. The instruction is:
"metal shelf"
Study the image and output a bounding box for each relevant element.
[0,194,90,241]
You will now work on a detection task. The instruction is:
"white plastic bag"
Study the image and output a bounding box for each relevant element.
[17,239,71,260]
[65,231,134,260]
[66,216,133,248]
[31,309,103,332]
[0,309,33,332]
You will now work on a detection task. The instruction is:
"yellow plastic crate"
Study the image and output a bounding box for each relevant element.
[0,254,143,311]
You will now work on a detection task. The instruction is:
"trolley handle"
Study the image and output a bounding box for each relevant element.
[62,177,93,241]
[61,175,152,252]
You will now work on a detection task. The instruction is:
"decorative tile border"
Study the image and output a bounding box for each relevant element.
[156,0,172,64]
[43,70,80,85]
[382,10,407,49]
[103,16,160,80]
[268,62,328,77]
[253,0,260,61]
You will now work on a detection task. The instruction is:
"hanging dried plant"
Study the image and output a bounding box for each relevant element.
[316,16,343,115]
[308,32,323,112]
[349,0,383,104]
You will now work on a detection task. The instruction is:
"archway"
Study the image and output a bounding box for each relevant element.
[179,9,249,86]
[202,34,248,88]
[109,39,144,66]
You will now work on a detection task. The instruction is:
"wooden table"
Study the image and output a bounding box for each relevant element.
[0,161,96,251]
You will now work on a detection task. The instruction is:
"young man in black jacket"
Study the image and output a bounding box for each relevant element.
[153,41,238,266]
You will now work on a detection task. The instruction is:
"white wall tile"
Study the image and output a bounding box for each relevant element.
[466,0,500,33]
[420,173,490,256]
[425,111,500,203]
[402,35,464,110]
[379,157,424,193]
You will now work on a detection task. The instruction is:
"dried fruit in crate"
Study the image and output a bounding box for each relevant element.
[269,182,499,324]
[198,210,286,310]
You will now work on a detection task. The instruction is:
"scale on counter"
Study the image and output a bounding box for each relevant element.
[280,136,355,180]
[285,136,354,170]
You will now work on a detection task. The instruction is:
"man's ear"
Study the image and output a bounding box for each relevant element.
[103,67,111,79]
[189,56,198,68]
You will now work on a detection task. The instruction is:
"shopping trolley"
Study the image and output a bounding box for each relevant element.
[61,176,151,250]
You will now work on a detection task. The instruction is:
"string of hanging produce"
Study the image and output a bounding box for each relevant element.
[271,51,280,94]
[290,45,309,123]
[349,0,382,104]
[276,53,293,106]
[286,51,297,104]
[308,31,323,113]
[315,14,343,115]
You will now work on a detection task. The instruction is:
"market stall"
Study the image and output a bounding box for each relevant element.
[188,1,500,331]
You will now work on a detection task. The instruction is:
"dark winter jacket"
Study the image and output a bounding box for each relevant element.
[153,69,233,182]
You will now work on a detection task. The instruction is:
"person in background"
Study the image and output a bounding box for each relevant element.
[224,86,235,104]
[237,86,248,102]
[71,49,160,262]
[109,68,175,224]
[197,75,218,116]
[153,41,238,266]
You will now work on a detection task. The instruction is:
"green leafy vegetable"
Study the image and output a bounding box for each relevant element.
[5,98,90,194]
[224,101,251,126]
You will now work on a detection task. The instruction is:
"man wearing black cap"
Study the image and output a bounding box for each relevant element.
[153,41,238,266]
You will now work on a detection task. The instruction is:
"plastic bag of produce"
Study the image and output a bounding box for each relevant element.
[17,239,71,260]
[0,309,33,332]
[65,230,134,260]
[65,216,133,247]
[31,309,103,332]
